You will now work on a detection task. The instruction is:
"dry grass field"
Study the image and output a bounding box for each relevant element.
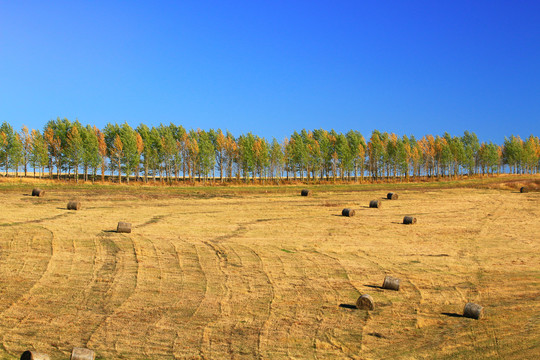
[0,177,539,359]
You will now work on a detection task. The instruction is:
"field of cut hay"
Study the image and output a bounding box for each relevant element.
[0,181,539,359]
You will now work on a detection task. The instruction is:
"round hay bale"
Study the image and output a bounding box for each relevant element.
[382,275,400,291]
[520,187,528,193]
[403,216,417,224]
[356,294,375,310]
[387,192,398,200]
[20,351,50,360]
[342,208,355,217]
[117,222,132,233]
[463,302,484,320]
[301,189,312,196]
[70,347,95,360]
[32,189,45,197]
[67,201,81,210]
[369,200,381,208]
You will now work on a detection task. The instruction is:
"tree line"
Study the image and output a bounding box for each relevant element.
[0,118,538,184]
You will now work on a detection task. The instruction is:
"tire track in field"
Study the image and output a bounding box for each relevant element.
[304,250,364,359]
[88,214,183,357]
[198,240,235,358]
[0,213,70,227]
[237,244,274,360]
[85,232,145,358]
[191,218,281,358]
[194,216,294,357]
[0,221,93,358]
[323,247,411,356]
[0,225,53,358]
[85,233,139,358]
[142,238,188,359]
[87,234,208,360]
[446,194,525,357]
[255,248,324,359]
[253,246,291,359]
[173,240,225,359]
[167,239,206,359]
[75,233,138,349]
[0,226,53,314]
[87,233,170,359]
[247,245,275,360]
[199,241,273,359]
[469,195,504,299]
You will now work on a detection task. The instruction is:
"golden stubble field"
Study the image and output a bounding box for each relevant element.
[0,181,539,359]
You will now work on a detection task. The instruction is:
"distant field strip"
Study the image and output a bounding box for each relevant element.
[0,186,539,359]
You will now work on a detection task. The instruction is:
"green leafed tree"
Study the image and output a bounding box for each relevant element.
[103,123,122,182]
[0,122,23,176]
[81,125,101,182]
[368,130,385,180]
[119,123,139,184]
[237,132,256,182]
[20,126,32,177]
[0,122,15,176]
[67,121,84,183]
[253,135,269,183]
[461,131,480,175]
[136,124,152,182]
[346,130,366,182]
[158,124,177,183]
[30,129,49,178]
[503,135,523,174]
[269,138,284,181]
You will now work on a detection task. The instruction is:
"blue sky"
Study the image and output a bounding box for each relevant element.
[1,1,539,143]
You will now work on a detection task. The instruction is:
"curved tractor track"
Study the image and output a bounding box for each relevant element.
[0,187,538,359]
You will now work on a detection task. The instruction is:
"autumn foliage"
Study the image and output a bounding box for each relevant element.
[0,118,538,183]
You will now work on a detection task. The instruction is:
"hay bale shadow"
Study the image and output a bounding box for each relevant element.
[102,230,117,233]
[364,284,384,289]
[339,303,357,310]
[441,312,463,318]
[368,332,387,339]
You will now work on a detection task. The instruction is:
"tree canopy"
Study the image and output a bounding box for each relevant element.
[0,119,538,183]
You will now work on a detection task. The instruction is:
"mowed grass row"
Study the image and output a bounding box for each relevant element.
[0,183,538,359]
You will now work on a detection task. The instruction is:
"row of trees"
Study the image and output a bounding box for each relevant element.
[0,118,538,183]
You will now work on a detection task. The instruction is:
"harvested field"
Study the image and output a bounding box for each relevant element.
[0,180,539,359]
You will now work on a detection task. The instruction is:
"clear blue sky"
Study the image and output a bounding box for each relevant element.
[1,1,539,143]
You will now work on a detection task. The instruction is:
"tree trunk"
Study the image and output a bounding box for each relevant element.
[118,159,122,183]
[220,161,223,182]
[144,159,148,183]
